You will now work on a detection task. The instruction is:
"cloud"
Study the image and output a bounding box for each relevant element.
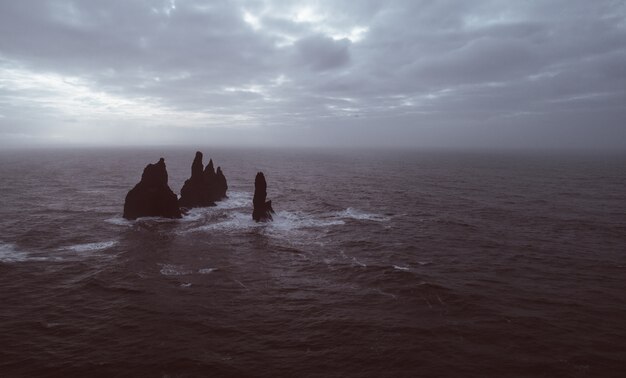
[294,34,351,71]
[0,0,625,149]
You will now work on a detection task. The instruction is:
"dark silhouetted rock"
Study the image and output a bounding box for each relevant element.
[179,151,228,209]
[252,172,275,222]
[123,158,182,220]
[215,166,228,199]
[179,152,214,208]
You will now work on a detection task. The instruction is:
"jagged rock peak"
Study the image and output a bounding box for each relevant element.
[205,159,215,176]
[252,172,274,222]
[140,157,168,187]
[179,151,228,209]
[191,151,204,178]
[216,166,228,199]
[123,158,181,220]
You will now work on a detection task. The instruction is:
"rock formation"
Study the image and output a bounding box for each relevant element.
[252,172,275,222]
[179,151,228,209]
[215,166,228,199]
[123,158,182,220]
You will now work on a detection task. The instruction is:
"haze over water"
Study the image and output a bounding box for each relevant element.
[1,147,625,377]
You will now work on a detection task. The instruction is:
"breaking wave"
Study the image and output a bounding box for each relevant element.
[215,191,252,210]
[182,210,345,235]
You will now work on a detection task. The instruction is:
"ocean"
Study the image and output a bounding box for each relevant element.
[0,147,625,377]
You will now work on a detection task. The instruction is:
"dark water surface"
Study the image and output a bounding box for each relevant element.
[1,148,625,377]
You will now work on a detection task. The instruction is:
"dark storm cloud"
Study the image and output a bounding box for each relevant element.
[0,0,624,148]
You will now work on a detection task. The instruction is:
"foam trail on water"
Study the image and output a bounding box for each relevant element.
[105,216,181,226]
[334,208,391,222]
[0,242,29,263]
[159,264,193,276]
[198,268,217,274]
[270,211,345,231]
[0,242,57,263]
[393,265,410,271]
[65,241,118,253]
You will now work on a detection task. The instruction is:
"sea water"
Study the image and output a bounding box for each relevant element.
[0,147,625,377]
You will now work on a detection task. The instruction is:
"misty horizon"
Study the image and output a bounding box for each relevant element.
[1,1,625,150]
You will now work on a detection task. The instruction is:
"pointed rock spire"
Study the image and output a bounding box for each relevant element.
[179,151,228,208]
[191,151,204,178]
[205,159,215,176]
[215,166,228,199]
[252,172,274,222]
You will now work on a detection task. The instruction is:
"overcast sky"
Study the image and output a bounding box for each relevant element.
[1,0,625,149]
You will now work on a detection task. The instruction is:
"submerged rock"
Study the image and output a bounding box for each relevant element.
[179,151,228,208]
[252,172,275,222]
[123,158,182,220]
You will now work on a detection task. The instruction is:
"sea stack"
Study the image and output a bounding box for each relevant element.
[179,151,228,209]
[123,158,182,220]
[252,172,275,222]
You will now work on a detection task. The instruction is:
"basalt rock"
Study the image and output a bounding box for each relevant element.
[179,151,228,208]
[215,166,228,200]
[252,172,275,222]
[179,152,214,208]
[123,158,182,220]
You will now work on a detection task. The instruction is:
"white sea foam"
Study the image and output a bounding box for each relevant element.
[65,240,118,253]
[180,207,213,222]
[179,192,253,222]
[184,210,345,234]
[198,268,217,274]
[104,217,133,226]
[183,212,257,233]
[271,211,345,231]
[334,208,391,222]
[106,215,184,226]
[159,264,193,276]
[0,242,57,263]
[180,283,192,288]
[393,265,410,271]
[0,242,29,263]
[215,191,252,210]
[339,250,367,267]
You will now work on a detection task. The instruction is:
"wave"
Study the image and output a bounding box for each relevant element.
[183,210,345,234]
[0,242,30,263]
[1,240,118,264]
[159,264,193,276]
[393,265,410,271]
[105,215,183,226]
[0,241,58,263]
[104,217,133,226]
[159,264,218,276]
[215,191,252,210]
[63,240,118,253]
[333,208,391,222]
[271,211,346,231]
